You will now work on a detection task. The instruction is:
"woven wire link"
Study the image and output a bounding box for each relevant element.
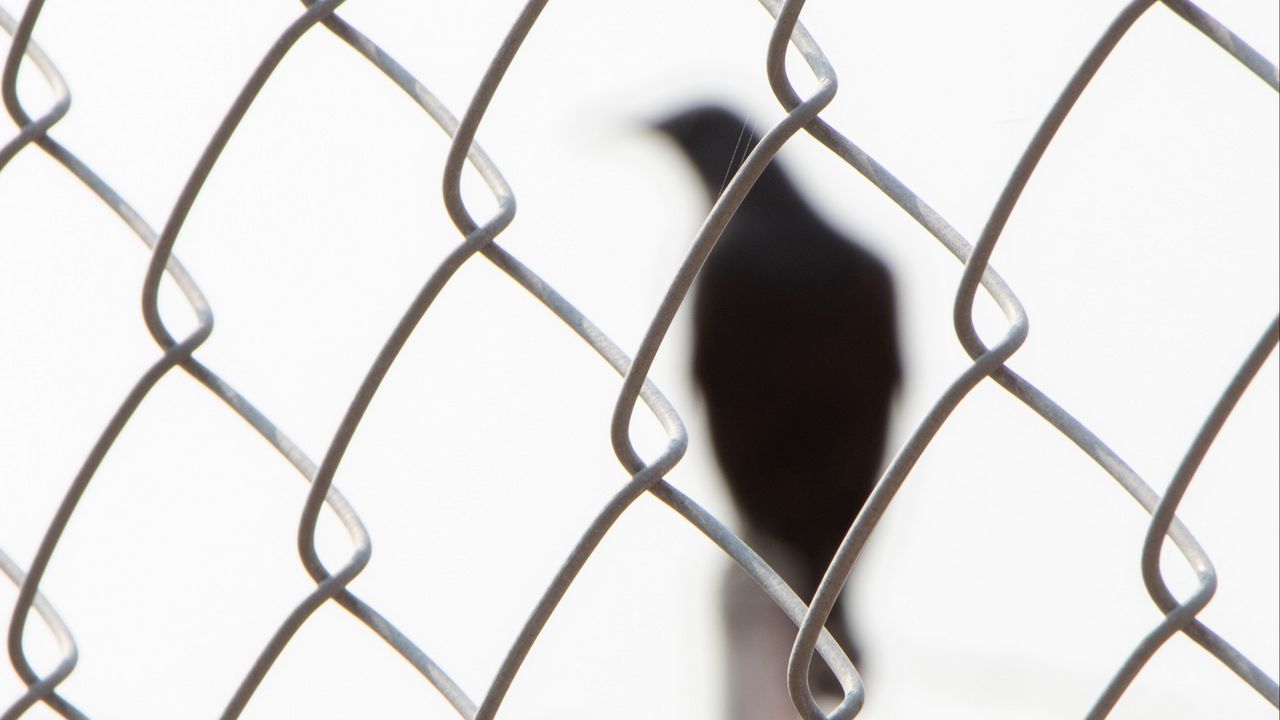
[0,1,1276,718]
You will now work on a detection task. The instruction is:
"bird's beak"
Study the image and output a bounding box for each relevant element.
[646,115,672,136]
[641,115,677,142]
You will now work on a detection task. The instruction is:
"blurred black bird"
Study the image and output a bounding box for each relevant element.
[653,106,900,708]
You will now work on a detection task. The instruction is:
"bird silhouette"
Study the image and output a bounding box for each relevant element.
[653,105,900,711]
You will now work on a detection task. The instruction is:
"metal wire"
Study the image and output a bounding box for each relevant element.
[1,1,1276,718]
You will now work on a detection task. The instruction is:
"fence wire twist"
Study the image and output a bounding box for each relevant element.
[1,1,1276,718]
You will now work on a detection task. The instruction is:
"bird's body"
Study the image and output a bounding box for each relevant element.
[655,107,900,699]
[694,180,898,590]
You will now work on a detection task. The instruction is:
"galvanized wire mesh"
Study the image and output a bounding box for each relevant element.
[1,1,1276,718]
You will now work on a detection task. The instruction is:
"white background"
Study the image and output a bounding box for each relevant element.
[1,1,1276,718]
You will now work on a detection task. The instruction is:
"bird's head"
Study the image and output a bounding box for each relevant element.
[650,105,764,201]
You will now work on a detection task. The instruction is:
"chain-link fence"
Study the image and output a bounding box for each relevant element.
[1,1,1276,718]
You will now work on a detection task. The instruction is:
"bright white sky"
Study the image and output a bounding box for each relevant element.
[1,1,1277,718]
